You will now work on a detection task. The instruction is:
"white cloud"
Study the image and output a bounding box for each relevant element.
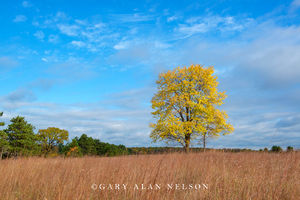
[0,88,36,110]
[55,12,68,21]
[93,23,105,29]
[57,24,80,36]
[178,23,208,36]
[154,41,171,49]
[179,23,300,87]
[34,30,45,41]
[291,0,300,9]
[75,19,87,25]
[113,39,170,52]
[71,40,85,48]
[112,13,155,23]
[176,15,250,38]
[113,41,129,50]
[13,15,27,22]
[29,13,117,52]
[167,16,178,22]
[22,1,32,8]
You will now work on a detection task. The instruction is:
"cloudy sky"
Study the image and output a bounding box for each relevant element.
[1,0,300,149]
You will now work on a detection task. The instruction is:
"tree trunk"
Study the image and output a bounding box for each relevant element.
[184,143,190,153]
[184,135,190,153]
[203,134,206,152]
[0,149,3,160]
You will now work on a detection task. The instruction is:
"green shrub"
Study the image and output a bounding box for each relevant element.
[287,146,294,152]
[271,145,282,152]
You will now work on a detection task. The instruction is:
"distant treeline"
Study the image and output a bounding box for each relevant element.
[0,114,128,158]
[127,146,296,154]
[127,147,254,154]
[59,134,128,157]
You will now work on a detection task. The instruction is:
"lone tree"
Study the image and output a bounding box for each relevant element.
[150,64,233,153]
[37,127,69,156]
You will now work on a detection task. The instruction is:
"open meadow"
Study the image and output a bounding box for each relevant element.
[0,152,299,200]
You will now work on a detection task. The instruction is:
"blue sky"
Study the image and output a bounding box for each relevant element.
[1,0,300,149]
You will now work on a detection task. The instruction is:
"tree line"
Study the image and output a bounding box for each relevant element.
[128,146,295,154]
[0,113,128,158]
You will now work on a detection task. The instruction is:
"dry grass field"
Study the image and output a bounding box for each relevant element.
[0,152,299,200]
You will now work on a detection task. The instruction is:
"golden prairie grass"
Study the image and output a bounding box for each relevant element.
[0,152,299,200]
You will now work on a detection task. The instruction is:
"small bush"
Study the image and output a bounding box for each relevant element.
[287,146,294,152]
[271,146,282,152]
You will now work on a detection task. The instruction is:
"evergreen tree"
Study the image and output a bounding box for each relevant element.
[5,116,39,156]
[0,112,9,158]
[78,134,96,155]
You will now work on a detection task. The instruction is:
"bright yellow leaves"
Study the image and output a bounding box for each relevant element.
[150,64,234,151]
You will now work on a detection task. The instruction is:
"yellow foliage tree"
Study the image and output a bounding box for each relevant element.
[150,64,234,153]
